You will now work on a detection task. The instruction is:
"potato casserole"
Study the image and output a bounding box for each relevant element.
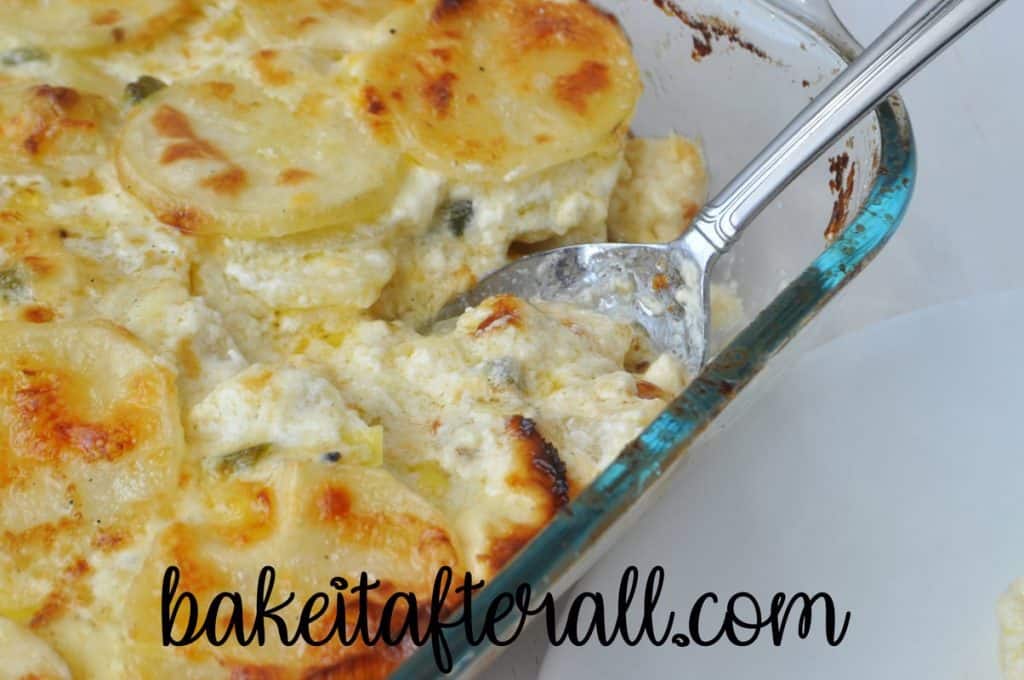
[0,0,710,676]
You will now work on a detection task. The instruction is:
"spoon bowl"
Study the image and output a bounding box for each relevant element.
[437,235,717,377]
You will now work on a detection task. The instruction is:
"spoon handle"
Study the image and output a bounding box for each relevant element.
[688,0,1004,253]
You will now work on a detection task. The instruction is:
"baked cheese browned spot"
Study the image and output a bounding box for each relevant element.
[153,104,249,197]
[91,8,122,26]
[124,462,461,677]
[22,86,83,154]
[474,295,522,335]
[158,206,209,235]
[317,484,353,521]
[555,61,611,114]
[359,0,641,179]
[277,168,315,185]
[21,305,55,323]
[363,87,388,116]
[0,321,183,637]
[250,50,295,87]
[422,71,457,117]
[199,478,279,548]
[204,81,237,101]
[480,415,571,572]
[432,0,472,21]
[11,369,141,463]
[506,415,571,509]
[153,105,226,164]
[116,74,403,238]
[635,379,670,400]
[200,166,249,196]
[0,83,116,178]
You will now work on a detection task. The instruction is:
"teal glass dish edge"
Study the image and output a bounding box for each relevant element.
[393,24,917,680]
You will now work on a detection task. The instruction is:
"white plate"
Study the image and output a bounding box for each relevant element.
[538,289,1024,679]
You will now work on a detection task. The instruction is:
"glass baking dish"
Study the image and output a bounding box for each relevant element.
[394,0,916,676]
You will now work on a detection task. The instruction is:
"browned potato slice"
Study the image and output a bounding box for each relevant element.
[116,75,403,237]
[0,321,184,626]
[357,0,641,180]
[124,461,461,677]
[0,82,117,178]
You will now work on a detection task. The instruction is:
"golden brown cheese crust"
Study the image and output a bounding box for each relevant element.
[125,462,461,678]
[0,83,117,178]
[480,414,572,572]
[358,0,641,179]
[0,322,183,635]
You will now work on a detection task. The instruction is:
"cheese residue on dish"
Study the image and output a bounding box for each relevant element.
[1001,579,1024,680]
[0,1,710,677]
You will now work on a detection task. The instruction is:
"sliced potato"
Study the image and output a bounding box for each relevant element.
[357,0,641,180]
[0,321,184,625]
[0,82,117,178]
[240,0,422,51]
[0,0,193,51]
[125,461,460,676]
[116,74,403,237]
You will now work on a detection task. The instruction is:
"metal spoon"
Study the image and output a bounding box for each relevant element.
[436,0,1003,377]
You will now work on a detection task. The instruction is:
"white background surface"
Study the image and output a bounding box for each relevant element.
[495,0,1024,677]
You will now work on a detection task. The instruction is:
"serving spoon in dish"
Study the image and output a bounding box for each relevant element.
[436,0,1004,377]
